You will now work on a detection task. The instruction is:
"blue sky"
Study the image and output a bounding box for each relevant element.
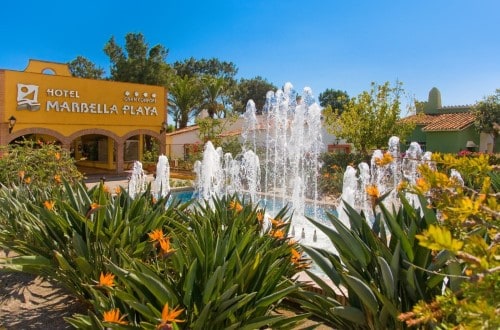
[1,0,499,111]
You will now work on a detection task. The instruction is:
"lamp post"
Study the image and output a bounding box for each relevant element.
[8,116,16,133]
[160,121,168,133]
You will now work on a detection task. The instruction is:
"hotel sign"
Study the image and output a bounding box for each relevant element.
[4,69,165,127]
[17,83,160,116]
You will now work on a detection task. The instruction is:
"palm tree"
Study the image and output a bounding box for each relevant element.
[201,75,228,118]
[168,75,202,129]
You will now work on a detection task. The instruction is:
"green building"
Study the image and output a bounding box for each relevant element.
[404,88,497,153]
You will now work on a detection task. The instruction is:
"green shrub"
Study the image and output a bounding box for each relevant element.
[0,140,82,191]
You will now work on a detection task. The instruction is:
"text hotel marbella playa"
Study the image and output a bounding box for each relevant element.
[0,59,168,173]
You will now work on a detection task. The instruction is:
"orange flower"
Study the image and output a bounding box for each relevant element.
[365,185,380,198]
[43,200,55,210]
[18,170,25,179]
[271,218,286,228]
[270,229,285,239]
[103,185,110,193]
[159,237,176,256]
[114,186,121,195]
[54,174,62,184]
[149,229,164,242]
[24,177,32,184]
[157,303,185,329]
[99,272,115,287]
[152,196,158,204]
[291,248,301,264]
[103,308,128,325]
[374,152,394,166]
[256,210,264,222]
[86,202,100,218]
[54,152,61,161]
[229,200,243,212]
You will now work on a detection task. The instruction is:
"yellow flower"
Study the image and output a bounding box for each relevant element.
[90,202,99,210]
[366,184,380,207]
[159,237,176,256]
[415,178,430,194]
[365,185,380,198]
[54,152,61,161]
[99,272,115,287]
[397,180,408,192]
[149,229,164,242]
[103,308,128,325]
[229,200,243,212]
[374,152,394,166]
[54,174,62,184]
[157,303,185,329]
[43,200,55,210]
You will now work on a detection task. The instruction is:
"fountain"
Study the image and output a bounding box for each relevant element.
[128,161,146,199]
[192,83,445,253]
[337,137,435,225]
[193,83,330,250]
[127,155,171,199]
[154,155,171,198]
[193,141,261,207]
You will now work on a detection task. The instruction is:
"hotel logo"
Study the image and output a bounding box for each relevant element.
[17,83,41,111]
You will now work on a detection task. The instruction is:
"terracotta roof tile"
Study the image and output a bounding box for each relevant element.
[165,125,199,136]
[400,113,435,125]
[422,113,476,131]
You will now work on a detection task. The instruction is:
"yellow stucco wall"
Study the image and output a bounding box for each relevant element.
[2,62,166,137]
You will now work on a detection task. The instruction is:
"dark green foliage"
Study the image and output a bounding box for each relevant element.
[232,76,277,114]
[104,33,174,86]
[318,88,350,115]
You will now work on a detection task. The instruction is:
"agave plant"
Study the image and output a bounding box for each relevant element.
[291,193,456,329]
[67,195,312,329]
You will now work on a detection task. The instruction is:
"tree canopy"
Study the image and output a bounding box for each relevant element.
[68,56,105,79]
[103,33,173,86]
[473,89,500,149]
[323,81,415,155]
[318,88,350,115]
[231,77,277,114]
[168,75,203,129]
[172,57,238,80]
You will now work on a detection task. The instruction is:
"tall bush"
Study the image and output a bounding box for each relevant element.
[0,140,82,191]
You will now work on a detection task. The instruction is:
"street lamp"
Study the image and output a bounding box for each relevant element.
[160,122,168,133]
[8,116,16,133]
